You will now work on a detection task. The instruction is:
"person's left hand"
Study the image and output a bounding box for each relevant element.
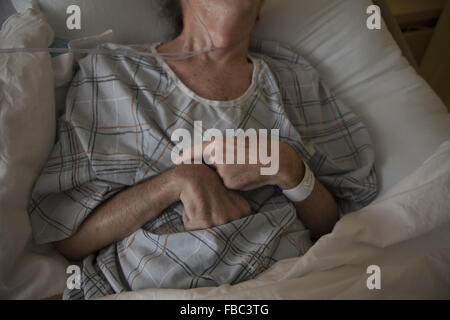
[178,136,305,191]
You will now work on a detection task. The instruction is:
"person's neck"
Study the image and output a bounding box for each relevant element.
[161,20,251,67]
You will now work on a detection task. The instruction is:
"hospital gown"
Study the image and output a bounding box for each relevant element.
[28,40,378,299]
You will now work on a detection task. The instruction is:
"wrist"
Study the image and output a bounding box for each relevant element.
[276,143,305,190]
[169,164,209,198]
[165,165,189,201]
[138,167,185,222]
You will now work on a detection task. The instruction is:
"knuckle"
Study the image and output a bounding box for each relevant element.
[223,178,238,190]
[202,217,213,227]
[242,202,251,216]
[236,198,251,217]
[216,216,228,226]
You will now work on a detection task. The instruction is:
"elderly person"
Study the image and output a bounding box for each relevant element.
[30,0,377,300]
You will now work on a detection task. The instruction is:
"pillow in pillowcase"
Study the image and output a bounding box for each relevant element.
[0,5,68,299]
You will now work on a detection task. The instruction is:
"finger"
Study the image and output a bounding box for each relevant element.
[203,141,216,166]
[239,180,266,192]
[182,208,190,221]
[176,141,212,164]
[220,168,260,191]
[180,198,198,222]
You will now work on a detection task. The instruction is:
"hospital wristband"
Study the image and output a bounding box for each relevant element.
[282,161,315,202]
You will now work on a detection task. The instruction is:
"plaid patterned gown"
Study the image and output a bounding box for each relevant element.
[28,40,378,299]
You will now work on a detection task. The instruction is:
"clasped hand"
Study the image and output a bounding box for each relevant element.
[174,136,304,231]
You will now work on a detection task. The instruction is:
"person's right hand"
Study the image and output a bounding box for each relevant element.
[172,164,251,231]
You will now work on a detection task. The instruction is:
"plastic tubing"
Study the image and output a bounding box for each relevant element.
[0,0,216,61]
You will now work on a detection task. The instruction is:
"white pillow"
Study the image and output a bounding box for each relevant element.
[252,0,450,192]
[0,6,67,299]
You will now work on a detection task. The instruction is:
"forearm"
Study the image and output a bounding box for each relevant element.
[54,168,181,261]
[277,144,339,240]
[292,179,339,240]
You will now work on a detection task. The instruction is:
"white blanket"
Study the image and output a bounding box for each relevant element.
[102,142,450,299]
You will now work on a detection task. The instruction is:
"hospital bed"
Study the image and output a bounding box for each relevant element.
[0,0,449,299]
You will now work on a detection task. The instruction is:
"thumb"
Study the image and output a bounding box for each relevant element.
[176,141,211,164]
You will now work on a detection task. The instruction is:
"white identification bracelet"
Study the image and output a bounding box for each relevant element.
[282,162,315,202]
